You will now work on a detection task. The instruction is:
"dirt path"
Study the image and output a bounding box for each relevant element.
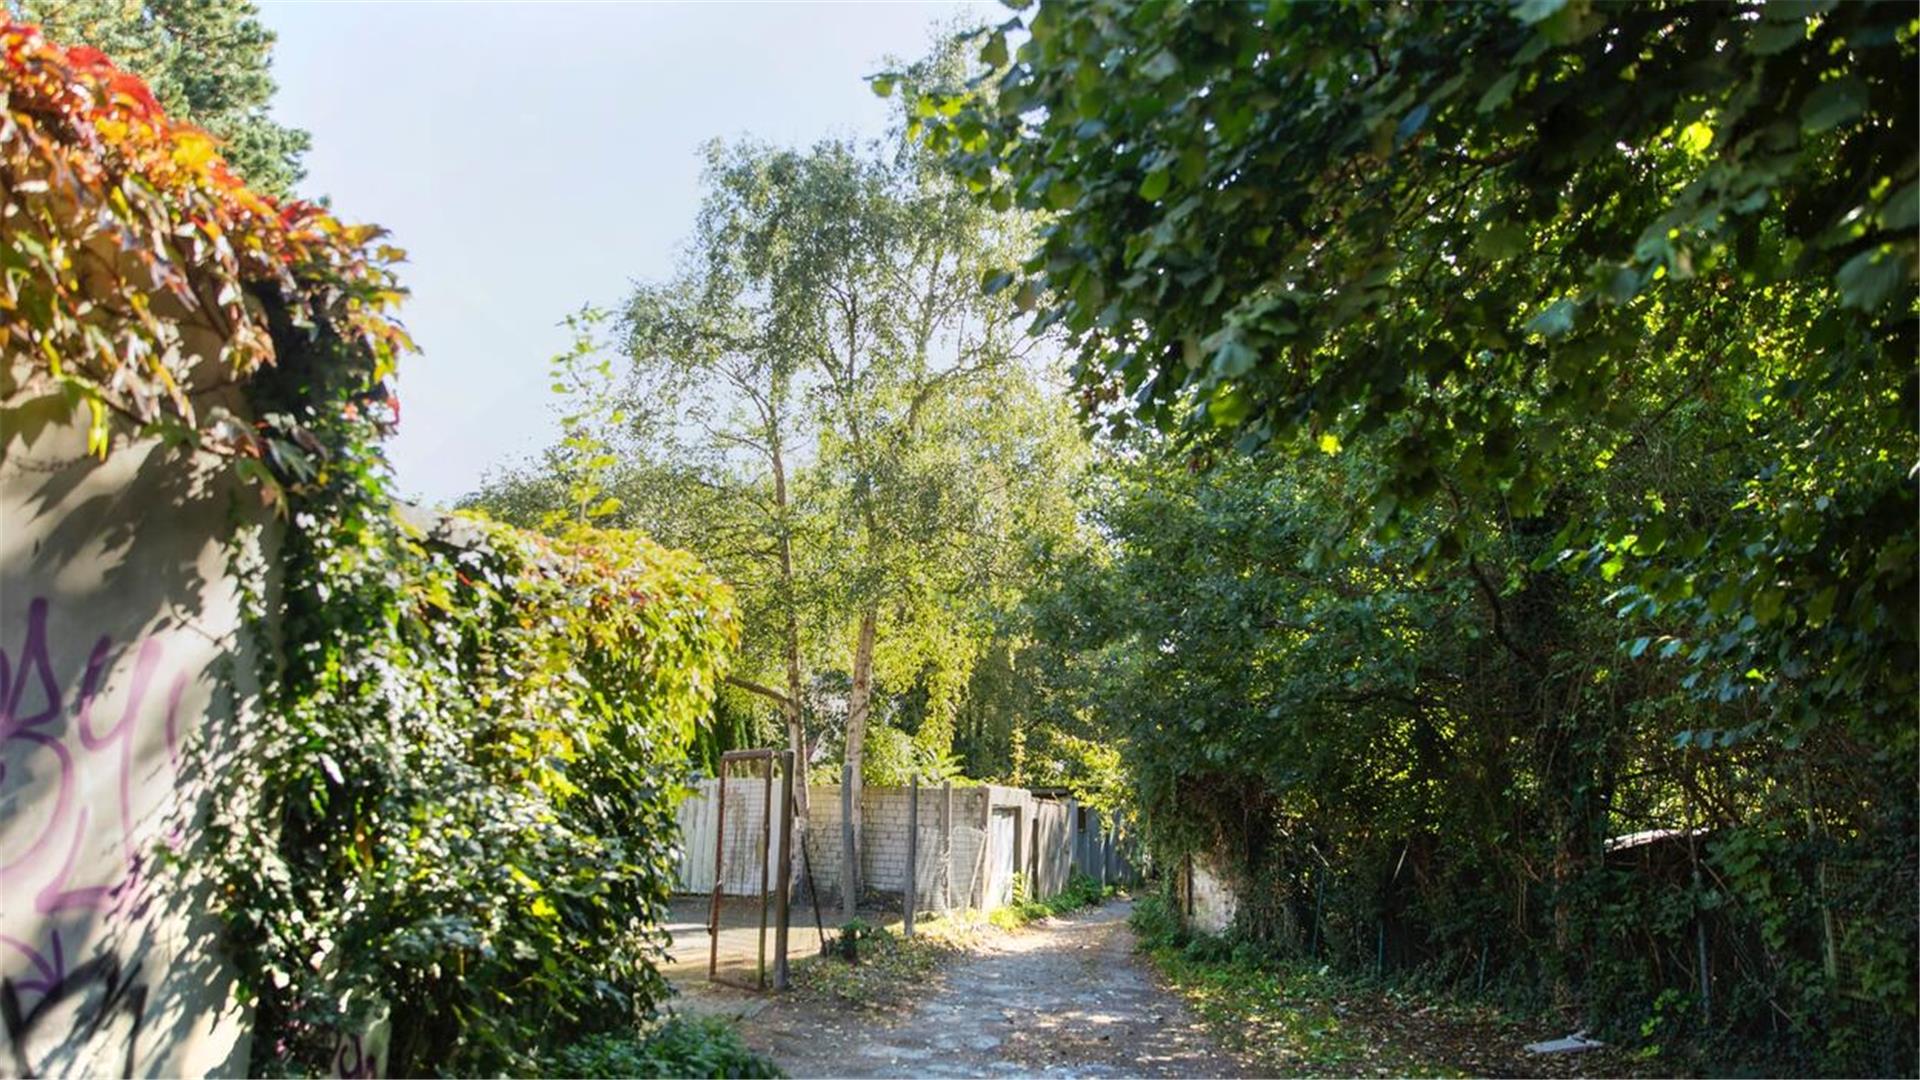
[733,900,1249,1078]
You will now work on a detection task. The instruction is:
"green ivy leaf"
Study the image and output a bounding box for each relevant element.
[1800,76,1868,132]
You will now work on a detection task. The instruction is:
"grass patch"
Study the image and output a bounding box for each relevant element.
[549,1015,783,1078]
[1146,938,1461,1077]
[988,871,1116,930]
[789,917,971,1015]
[1130,896,1667,1079]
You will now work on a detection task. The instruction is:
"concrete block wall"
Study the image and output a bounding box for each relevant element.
[798,784,992,910]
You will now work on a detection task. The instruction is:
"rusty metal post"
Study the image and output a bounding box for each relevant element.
[708,769,727,982]
[774,750,795,990]
[841,763,856,924]
[904,774,919,936]
[757,755,773,988]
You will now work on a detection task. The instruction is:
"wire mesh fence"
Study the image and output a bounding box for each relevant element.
[703,751,788,989]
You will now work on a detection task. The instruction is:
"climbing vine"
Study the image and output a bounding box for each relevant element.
[1,18,409,483]
[5,21,738,1076]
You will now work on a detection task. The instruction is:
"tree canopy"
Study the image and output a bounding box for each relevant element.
[888,2,1916,1071]
[466,135,1090,832]
[11,0,310,194]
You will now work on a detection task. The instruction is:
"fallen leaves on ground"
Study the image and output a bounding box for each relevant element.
[1146,949,1676,1079]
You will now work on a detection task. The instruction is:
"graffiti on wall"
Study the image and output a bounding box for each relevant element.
[1,596,195,1077]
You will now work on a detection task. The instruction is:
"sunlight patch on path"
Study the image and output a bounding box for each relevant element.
[737,900,1249,1079]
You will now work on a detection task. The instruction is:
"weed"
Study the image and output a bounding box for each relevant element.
[550,1016,782,1079]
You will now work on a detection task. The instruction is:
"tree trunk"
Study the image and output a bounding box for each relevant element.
[782,622,807,822]
[843,606,878,902]
[771,436,809,829]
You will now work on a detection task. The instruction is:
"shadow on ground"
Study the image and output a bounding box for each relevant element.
[717,899,1247,1079]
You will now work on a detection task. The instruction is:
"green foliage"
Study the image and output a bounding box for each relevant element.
[13,19,743,1074]
[899,4,1916,1073]
[859,722,971,787]
[1016,429,1917,1072]
[12,0,310,193]
[1022,726,1128,819]
[1133,894,1675,1076]
[830,918,889,963]
[471,128,1089,805]
[542,305,628,531]
[205,261,738,1075]
[910,0,1918,737]
[1127,893,1185,953]
[1133,896,1448,1077]
[549,1017,783,1080]
[796,920,959,1014]
[989,870,1110,930]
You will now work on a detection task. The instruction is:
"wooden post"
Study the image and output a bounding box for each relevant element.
[940,781,954,914]
[1073,804,1085,876]
[1029,817,1041,897]
[1105,818,1121,887]
[773,750,794,990]
[840,763,856,924]
[904,775,919,937]
[1012,806,1025,900]
[979,789,992,909]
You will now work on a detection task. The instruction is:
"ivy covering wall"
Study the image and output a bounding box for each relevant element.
[3,21,737,1075]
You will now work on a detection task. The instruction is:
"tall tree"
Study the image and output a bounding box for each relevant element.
[13,0,310,194]
[904,0,1916,727]
[618,161,830,828]
[614,136,1047,895]
[902,2,1916,1068]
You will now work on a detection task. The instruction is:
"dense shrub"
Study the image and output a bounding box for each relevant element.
[1127,894,1185,953]
[905,0,1917,1071]
[4,23,738,1076]
[550,1017,783,1080]
[991,871,1112,929]
[215,488,736,1075]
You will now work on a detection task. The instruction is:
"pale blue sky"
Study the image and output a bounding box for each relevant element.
[257,1,978,504]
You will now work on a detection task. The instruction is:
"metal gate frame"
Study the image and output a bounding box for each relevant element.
[707,749,795,990]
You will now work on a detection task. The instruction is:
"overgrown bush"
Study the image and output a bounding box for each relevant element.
[3,25,739,1076]
[905,0,1917,1073]
[1128,893,1185,952]
[215,488,737,1075]
[550,1017,782,1079]
[215,163,737,1073]
[991,871,1111,929]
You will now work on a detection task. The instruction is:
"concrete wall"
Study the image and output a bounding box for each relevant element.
[2,399,263,1076]
[790,784,995,912]
[1178,853,1240,935]
[1030,799,1074,898]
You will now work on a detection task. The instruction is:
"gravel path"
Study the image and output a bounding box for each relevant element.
[737,900,1249,1078]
